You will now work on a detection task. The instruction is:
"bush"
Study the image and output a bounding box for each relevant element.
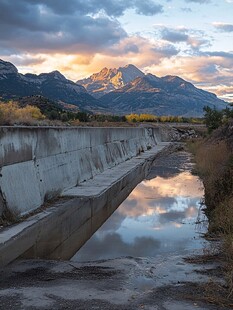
[0,101,45,125]
[203,106,223,133]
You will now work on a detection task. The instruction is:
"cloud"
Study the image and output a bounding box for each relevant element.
[187,37,210,49]
[185,0,211,3]
[204,85,233,103]
[213,22,233,32]
[4,55,46,66]
[23,0,163,17]
[0,0,165,59]
[71,36,179,74]
[146,51,233,102]
[117,171,202,219]
[159,210,186,224]
[161,29,189,43]
[158,26,210,50]
[205,51,233,59]
[0,7,127,55]
[76,233,161,261]
[133,0,163,16]
[0,0,163,21]
[181,7,193,12]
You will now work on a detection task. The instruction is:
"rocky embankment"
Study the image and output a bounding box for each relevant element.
[169,127,197,141]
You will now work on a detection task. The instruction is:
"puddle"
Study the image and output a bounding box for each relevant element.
[72,151,207,262]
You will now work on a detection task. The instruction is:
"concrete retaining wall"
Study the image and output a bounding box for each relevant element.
[0,127,159,219]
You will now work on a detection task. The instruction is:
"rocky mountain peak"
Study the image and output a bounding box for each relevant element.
[92,67,117,81]
[39,70,67,81]
[77,64,145,98]
[162,75,187,85]
[0,59,18,75]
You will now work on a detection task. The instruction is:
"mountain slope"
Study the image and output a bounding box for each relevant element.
[77,64,144,98]
[100,73,227,117]
[0,60,228,117]
[0,59,103,111]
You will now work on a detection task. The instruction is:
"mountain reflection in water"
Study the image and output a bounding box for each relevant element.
[72,166,205,262]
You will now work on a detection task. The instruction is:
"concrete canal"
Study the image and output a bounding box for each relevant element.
[1,147,223,310]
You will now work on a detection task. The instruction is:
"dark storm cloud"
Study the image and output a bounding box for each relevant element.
[0,0,163,54]
[0,1,127,53]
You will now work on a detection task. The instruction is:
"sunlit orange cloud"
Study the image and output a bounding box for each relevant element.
[8,41,233,102]
[142,172,203,198]
[15,53,130,80]
[13,53,77,75]
[11,35,178,80]
[119,200,167,218]
[57,36,178,80]
[118,172,203,218]
[203,85,233,102]
[147,55,233,84]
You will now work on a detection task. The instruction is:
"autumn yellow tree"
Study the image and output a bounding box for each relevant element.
[126,113,157,122]
[0,101,45,125]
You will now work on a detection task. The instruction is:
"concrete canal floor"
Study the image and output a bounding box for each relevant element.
[0,149,228,310]
[0,254,224,310]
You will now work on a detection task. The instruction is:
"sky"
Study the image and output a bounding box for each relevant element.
[0,0,232,102]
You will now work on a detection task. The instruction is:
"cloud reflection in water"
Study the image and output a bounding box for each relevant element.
[73,171,204,262]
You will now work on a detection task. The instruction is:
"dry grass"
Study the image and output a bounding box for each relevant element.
[187,139,233,216]
[187,136,233,295]
[188,139,230,176]
[183,281,233,308]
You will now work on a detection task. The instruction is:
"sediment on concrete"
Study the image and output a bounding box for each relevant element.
[0,127,161,219]
[0,143,168,267]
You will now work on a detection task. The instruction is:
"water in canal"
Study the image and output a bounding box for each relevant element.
[72,151,207,262]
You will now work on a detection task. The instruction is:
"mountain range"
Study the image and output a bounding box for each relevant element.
[0,59,227,117]
[0,59,104,112]
[100,73,227,116]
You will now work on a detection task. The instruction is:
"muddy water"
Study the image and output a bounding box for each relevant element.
[72,151,207,262]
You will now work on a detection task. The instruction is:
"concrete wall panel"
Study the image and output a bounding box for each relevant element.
[0,126,160,218]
